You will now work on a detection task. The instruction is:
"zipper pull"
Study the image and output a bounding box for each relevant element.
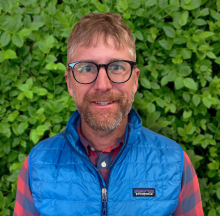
[102,188,107,216]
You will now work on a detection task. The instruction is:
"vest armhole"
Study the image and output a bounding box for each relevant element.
[29,149,33,193]
[179,145,184,180]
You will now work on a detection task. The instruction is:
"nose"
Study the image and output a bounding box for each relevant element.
[93,67,113,91]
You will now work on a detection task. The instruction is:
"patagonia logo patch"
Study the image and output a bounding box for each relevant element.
[133,188,155,197]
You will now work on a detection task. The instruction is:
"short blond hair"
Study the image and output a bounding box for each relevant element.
[67,13,136,68]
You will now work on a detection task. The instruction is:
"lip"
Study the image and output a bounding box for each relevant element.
[92,101,116,107]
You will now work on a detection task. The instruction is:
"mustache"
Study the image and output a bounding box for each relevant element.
[84,91,125,102]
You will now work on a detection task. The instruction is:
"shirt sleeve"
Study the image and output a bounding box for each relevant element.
[173,151,204,216]
[13,155,39,216]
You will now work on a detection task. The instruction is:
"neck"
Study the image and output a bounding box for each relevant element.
[80,117,128,151]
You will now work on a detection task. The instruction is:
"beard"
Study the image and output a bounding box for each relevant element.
[68,71,136,132]
[74,90,134,132]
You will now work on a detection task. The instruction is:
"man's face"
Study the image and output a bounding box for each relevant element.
[65,36,139,132]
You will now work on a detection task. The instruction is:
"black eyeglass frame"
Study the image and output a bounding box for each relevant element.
[68,60,136,84]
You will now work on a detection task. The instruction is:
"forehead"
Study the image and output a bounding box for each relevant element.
[71,35,131,63]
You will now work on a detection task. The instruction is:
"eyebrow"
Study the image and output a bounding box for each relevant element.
[79,58,128,63]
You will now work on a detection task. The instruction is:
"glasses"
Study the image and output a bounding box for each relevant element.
[68,60,136,84]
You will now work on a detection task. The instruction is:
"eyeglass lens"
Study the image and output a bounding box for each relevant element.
[73,61,131,84]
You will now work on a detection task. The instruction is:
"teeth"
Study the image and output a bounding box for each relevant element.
[95,101,113,105]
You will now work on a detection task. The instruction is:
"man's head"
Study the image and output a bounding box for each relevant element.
[67,13,136,67]
[65,13,139,132]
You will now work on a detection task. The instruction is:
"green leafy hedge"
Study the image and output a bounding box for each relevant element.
[0,0,220,215]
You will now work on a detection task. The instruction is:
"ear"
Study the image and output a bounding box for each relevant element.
[133,68,140,93]
[65,71,74,98]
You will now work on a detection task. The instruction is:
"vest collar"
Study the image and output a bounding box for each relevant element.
[64,108,142,155]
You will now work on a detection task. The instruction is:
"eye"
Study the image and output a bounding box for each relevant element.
[79,66,93,72]
[109,64,124,72]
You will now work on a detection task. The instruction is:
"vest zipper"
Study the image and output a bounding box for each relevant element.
[102,188,107,216]
[63,124,131,216]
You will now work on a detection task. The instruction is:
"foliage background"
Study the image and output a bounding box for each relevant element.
[0,0,220,215]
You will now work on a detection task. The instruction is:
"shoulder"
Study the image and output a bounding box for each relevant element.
[29,131,68,163]
[140,126,181,149]
[32,131,66,151]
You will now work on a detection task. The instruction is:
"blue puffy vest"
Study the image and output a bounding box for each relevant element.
[29,108,184,216]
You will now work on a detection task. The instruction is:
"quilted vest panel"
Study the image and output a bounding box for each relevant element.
[29,109,184,216]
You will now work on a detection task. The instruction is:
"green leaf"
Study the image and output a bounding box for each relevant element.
[182,0,201,10]
[18,122,28,134]
[26,77,33,88]
[175,77,184,90]
[215,57,220,65]
[8,111,19,122]
[181,49,192,59]
[0,51,4,63]
[183,92,190,103]
[179,11,189,26]
[192,95,201,106]
[200,31,215,38]
[199,8,209,16]
[179,66,192,77]
[159,39,172,50]
[3,49,17,59]
[184,78,197,90]
[156,98,164,108]
[159,0,168,8]
[117,0,128,10]
[45,62,56,70]
[19,28,32,37]
[0,32,11,47]
[135,30,143,41]
[18,154,26,163]
[154,121,171,127]
[91,0,106,12]
[36,108,45,114]
[191,155,203,162]
[178,127,185,136]
[7,170,19,182]
[163,26,175,38]
[207,52,217,59]
[193,19,207,26]
[208,160,219,170]
[132,2,141,9]
[30,21,45,30]
[146,103,155,113]
[52,115,63,124]
[161,75,169,86]
[140,78,151,89]
[57,63,66,71]
[46,35,55,48]
[217,188,220,200]
[46,55,57,63]
[210,9,220,21]
[18,84,29,91]
[146,112,157,128]
[30,129,40,144]
[202,97,212,108]
[20,140,27,148]
[36,125,49,136]
[48,2,56,15]
[150,82,160,89]
[38,41,50,53]
[37,88,48,96]
[24,90,33,99]
[12,34,24,47]
[183,110,192,119]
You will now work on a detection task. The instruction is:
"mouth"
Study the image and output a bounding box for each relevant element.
[93,101,115,106]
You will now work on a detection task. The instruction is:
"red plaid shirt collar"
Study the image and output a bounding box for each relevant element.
[76,117,125,153]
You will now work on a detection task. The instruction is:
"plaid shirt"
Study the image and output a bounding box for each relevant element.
[14,119,204,216]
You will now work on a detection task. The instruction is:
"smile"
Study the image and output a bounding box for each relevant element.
[94,101,114,105]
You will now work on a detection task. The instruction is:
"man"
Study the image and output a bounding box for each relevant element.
[14,13,204,216]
